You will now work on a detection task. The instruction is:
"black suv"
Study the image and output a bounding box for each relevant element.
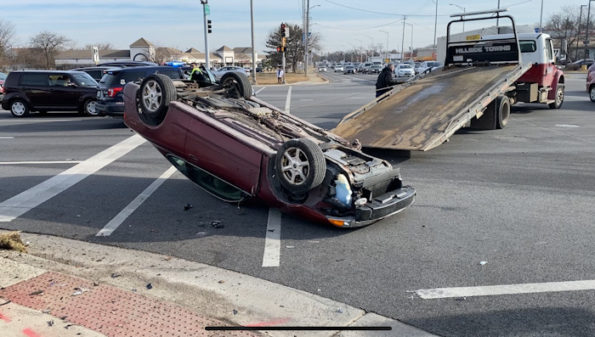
[96,66,183,116]
[1,70,99,117]
[73,66,120,82]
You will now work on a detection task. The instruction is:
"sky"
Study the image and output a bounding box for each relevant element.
[2,0,590,55]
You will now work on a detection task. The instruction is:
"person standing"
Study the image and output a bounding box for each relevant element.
[375,63,399,98]
[276,66,284,84]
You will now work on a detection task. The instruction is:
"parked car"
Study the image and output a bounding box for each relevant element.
[334,65,344,72]
[317,66,327,72]
[96,66,184,117]
[395,63,415,80]
[369,64,382,73]
[212,66,248,80]
[123,74,416,227]
[97,61,157,68]
[0,72,7,96]
[588,64,595,102]
[344,66,356,74]
[1,70,98,117]
[418,61,442,74]
[413,62,423,74]
[74,66,120,82]
[569,58,594,70]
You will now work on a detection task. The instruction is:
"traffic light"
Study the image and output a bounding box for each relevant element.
[207,19,212,34]
[280,23,289,38]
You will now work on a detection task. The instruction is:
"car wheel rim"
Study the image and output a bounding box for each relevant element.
[223,78,240,98]
[12,102,25,116]
[280,147,310,186]
[86,101,97,115]
[590,88,595,101]
[557,88,564,105]
[142,80,162,113]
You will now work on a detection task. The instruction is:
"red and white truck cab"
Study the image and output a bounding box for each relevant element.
[484,32,565,109]
[516,33,565,109]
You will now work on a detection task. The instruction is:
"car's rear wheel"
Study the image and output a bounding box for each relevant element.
[221,72,252,99]
[275,138,326,194]
[548,83,564,109]
[137,74,177,126]
[10,99,29,118]
[590,85,595,102]
[82,99,98,116]
[496,96,511,129]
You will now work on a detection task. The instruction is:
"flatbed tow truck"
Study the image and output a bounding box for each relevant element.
[333,9,557,151]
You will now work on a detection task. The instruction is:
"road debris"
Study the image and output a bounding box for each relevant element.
[47,320,54,327]
[479,261,488,266]
[210,220,224,229]
[0,231,27,252]
[232,309,238,315]
[110,273,121,278]
[29,290,44,296]
[146,283,153,290]
[184,203,193,211]
[72,287,88,296]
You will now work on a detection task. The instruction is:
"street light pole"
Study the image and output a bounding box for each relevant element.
[433,0,438,48]
[250,0,256,84]
[305,0,310,76]
[380,30,389,63]
[586,0,594,58]
[401,16,406,62]
[449,3,465,32]
[405,23,414,61]
[539,0,544,32]
[201,0,210,68]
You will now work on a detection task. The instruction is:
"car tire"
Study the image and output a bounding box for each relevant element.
[275,138,326,194]
[10,99,29,118]
[81,99,99,116]
[137,74,177,126]
[221,72,252,99]
[496,96,511,129]
[590,85,595,102]
[548,83,564,109]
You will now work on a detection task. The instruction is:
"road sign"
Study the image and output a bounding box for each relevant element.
[205,4,210,15]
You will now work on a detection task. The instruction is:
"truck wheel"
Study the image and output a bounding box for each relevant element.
[496,96,511,129]
[221,72,252,99]
[590,86,595,102]
[275,138,326,194]
[137,74,177,126]
[470,99,497,130]
[548,84,564,109]
[10,99,29,118]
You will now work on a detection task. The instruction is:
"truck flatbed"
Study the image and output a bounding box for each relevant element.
[333,64,528,151]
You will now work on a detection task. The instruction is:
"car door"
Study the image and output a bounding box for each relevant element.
[543,38,557,87]
[19,73,52,108]
[48,73,79,108]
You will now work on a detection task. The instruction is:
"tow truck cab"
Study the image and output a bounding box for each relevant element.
[483,32,565,109]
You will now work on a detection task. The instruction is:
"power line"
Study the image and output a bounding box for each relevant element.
[325,0,449,17]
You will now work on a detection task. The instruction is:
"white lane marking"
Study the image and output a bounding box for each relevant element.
[262,208,282,267]
[0,134,146,222]
[0,161,82,165]
[0,137,14,139]
[284,86,292,114]
[555,124,580,128]
[255,87,266,95]
[415,280,595,299]
[96,166,177,237]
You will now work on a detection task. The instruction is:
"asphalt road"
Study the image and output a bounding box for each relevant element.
[1,72,595,336]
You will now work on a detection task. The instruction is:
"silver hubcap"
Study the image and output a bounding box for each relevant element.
[141,80,162,113]
[86,100,97,115]
[11,102,25,116]
[590,87,595,101]
[557,88,564,104]
[280,147,310,186]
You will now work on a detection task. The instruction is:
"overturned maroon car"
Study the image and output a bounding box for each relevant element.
[123,73,415,227]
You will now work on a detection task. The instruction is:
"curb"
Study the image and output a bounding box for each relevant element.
[1,231,438,337]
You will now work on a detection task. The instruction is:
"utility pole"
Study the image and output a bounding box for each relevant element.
[250,0,256,83]
[433,0,438,48]
[201,0,210,68]
[401,16,406,62]
[539,0,544,32]
[586,0,594,59]
[577,5,587,60]
[405,23,414,61]
[380,30,389,63]
[496,0,500,31]
[305,0,310,76]
[449,3,465,32]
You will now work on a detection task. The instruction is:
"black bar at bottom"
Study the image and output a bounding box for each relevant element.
[205,326,391,331]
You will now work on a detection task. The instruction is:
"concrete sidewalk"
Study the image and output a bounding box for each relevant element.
[0,231,438,337]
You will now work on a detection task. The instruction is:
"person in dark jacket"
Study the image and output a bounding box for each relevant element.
[375,63,399,98]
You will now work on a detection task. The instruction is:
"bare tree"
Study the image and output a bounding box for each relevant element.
[265,23,320,72]
[30,31,69,69]
[544,6,594,61]
[155,47,180,64]
[0,19,15,63]
[83,43,114,51]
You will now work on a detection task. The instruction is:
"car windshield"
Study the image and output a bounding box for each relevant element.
[399,65,412,69]
[72,73,98,87]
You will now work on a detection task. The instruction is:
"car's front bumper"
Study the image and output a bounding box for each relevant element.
[326,185,416,228]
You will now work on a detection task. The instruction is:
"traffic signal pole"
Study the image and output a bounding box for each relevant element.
[202,0,210,68]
